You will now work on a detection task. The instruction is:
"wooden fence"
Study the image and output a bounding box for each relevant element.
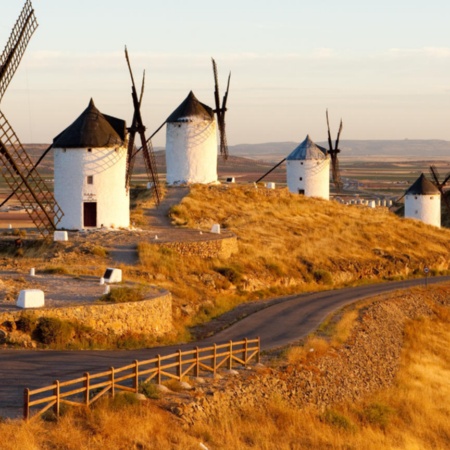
[24,337,260,420]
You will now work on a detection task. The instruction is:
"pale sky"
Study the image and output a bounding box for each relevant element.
[1,0,450,146]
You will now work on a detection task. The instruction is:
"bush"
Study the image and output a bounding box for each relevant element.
[360,402,394,428]
[42,266,69,275]
[214,265,243,284]
[16,314,38,333]
[313,269,333,285]
[99,286,146,304]
[322,409,355,431]
[139,381,160,399]
[33,318,74,346]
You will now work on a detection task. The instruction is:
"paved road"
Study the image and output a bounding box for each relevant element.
[1,276,448,418]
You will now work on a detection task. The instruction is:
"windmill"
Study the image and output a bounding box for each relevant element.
[212,58,231,160]
[0,0,63,236]
[124,47,161,205]
[429,165,450,215]
[326,109,343,191]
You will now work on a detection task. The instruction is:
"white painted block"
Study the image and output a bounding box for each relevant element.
[30,268,35,277]
[17,290,45,308]
[211,224,221,234]
[103,268,122,283]
[226,177,235,183]
[266,182,276,189]
[54,231,68,241]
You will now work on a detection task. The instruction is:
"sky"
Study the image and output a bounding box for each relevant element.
[1,0,450,146]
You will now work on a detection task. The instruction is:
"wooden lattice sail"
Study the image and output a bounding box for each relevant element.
[0,1,63,235]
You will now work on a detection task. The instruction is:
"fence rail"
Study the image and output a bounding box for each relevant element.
[24,337,260,420]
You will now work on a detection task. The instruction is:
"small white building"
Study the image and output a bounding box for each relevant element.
[405,173,441,228]
[165,91,218,185]
[286,135,330,200]
[53,99,129,230]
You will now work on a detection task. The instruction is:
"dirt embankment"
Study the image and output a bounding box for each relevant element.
[166,285,449,425]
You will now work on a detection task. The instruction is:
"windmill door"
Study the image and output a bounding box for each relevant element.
[83,202,97,227]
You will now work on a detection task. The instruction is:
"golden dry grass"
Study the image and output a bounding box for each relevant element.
[138,184,450,329]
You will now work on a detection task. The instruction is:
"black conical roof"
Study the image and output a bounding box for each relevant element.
[53,99,126,148]
[406,173,440,195]
[166,91,214,123]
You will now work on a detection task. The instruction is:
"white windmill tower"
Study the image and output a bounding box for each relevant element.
[404,173,441,227]
[255,111,343,199]
[286,135,330,199]
[53,99,130,230]
[164,59,230,185]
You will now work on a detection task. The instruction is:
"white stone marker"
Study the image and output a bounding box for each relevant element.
[103,268,122,283]
[211,224,221,234]
[30,268,35,277]
[17,289,45,308]
[54,231,68,242]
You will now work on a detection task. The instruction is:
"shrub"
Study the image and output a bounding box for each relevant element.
[42,266,69,275]
[139,381,160,399]
[33,318,74,346]
[313,269,333,285]
[16,314,38,333]
[214,265,243,284]
[322,409,355,431]
[99,286,146,304]
[360,402,394,428]
[91,246,108,258]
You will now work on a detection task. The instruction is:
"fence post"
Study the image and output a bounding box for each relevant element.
[157,355,161,384]
[213,344,217,377]
[228,340,233,370]
[23,388,30,421]
[195,346,200,377]
[84,372,90,406]
[244,338,248,366]
[53,380,60,418]
[133,360,139,393]
[177,350,182,380]
[110,367,115,397]
[257,337,261,363]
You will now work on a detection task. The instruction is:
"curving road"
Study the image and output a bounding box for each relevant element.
[1,276,448,418]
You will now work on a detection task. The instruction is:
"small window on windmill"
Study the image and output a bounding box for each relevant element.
[87,175,94,185]
[415,210,419,215]
[301,162,304,165]
[298,189,305,195]
[88,148,92,153]
[414,196,418,200]
[430,196,433,200]
[299,177,303,181]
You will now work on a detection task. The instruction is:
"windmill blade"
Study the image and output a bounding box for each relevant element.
[221,71,231,112]
[218,115,229,159]
[330,153,343,191]
[212,58,221,120]
[441,172,450,187]
[124,48,161,204]
[335,119,343,151]
[326,109,333,153]
[0,1,38,102]
[429,165,441,187]
[0,143,53,208]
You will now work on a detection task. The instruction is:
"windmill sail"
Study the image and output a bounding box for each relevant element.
[124,47,161,205]
[0,1,63,235]
[212,58,230,160]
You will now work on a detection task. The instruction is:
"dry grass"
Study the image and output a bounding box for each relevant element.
[1,294,448,449]
[138,184,450,329]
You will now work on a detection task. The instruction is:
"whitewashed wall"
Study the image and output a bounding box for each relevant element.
[286,158,330,200]
[405,194,441,227]
[54,147,129,230]
[166,119,218,185]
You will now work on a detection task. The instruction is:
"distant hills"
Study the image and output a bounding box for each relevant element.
[228,140,450,161]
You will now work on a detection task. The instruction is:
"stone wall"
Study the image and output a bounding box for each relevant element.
[0,291,172,337]
[157,234,238,259]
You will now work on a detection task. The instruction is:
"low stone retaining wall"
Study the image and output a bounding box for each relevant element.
[157,234,238,259]
[0,291,172,337]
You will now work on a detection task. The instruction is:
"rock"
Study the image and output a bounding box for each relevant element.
[155,384,171,393]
